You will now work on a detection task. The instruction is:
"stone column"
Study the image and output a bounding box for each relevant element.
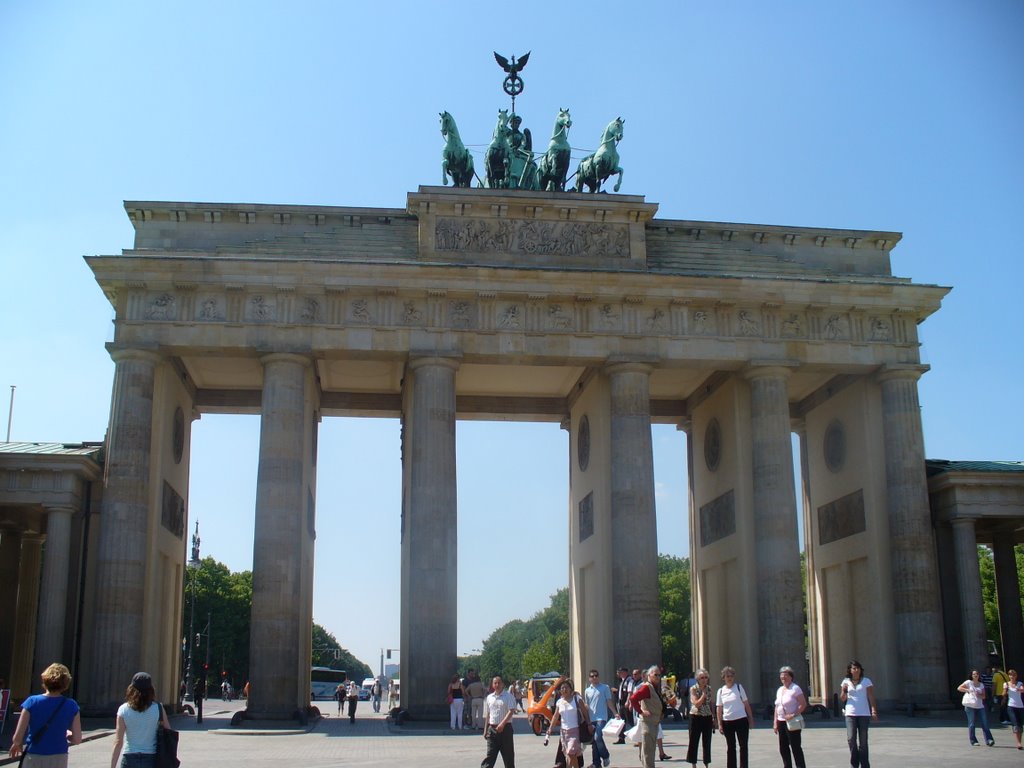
[9,534,43,699]
[950,518,987,670]
[607,362,660,665]
[680,418,700,674]
[992,534,1024,669]
[0,531,22,685]
[744,365,805,700]
[794,420,822,701]
[34,506,74,680]
[88,348,161,713]
[877,365,948,703]
[401,356,458,721]
[249,353,313,719]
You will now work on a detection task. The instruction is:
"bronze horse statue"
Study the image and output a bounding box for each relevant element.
[440,111,474,188]
[538,108,572,192]
[485,109,511,188]
[574,117,624,193]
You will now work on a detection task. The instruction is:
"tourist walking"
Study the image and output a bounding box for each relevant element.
[1003,668,1024,749]
[716,666,754,768]
[7,663,82,767]
[958,669,994,746]
[584,669,616,768]
[685,668,716,767]
[629,666,664,768]
[387,678,399,711]
[467,673,487,729]
[334,682,346,714]
[448,674,466,730]
[482,676,517,768]
[993,665,1010,723]
[839,660,877,768]
[546,679,590,768]
[345,678,359,723]
[613,667,633,743]
[110,671,173,768]
[371,678,382,713]
[773,665,808,768]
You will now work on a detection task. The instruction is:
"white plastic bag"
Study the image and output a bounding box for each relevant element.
[603,717,625,739]
[625,724,642,744]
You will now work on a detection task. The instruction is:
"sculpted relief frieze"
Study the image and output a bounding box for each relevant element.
[125,288,904,348]
[434,216,629,259]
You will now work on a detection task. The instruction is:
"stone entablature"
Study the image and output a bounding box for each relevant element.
[121,187,909,281]
[107,279,927,353]
[90,189,946,372]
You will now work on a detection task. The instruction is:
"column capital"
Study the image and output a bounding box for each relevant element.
[950,515,978,531]
[259,352,313,368]
[107,346,164,366]
[742,360,798,381]
[605,360,654,377]
[875,363,930,384]
[407,354,461,372]
[43,504,75,516]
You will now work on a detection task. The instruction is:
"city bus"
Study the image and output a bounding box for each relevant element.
[310,667,346,700]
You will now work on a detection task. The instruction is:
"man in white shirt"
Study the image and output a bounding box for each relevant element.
[482,676,517,768]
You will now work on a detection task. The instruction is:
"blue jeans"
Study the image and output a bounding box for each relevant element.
[965,706,994,744]
[590,719,610,767]
[845,716,870,768]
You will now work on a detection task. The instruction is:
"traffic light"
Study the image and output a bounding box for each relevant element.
[195,633,200,647]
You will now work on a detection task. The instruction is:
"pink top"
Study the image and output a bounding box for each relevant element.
[774,682,804,722]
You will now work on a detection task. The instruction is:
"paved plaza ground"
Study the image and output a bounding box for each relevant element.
[4,700,1024,767]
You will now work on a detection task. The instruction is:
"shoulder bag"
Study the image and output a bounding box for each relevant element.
[155,703,181,768]
[575,695,594,743]
[785,713,805,731]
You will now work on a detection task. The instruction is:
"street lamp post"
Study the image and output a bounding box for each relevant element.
[185,521,201,703]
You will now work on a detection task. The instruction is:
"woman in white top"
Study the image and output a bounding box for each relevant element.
[839,660,878,768]
[110,672,172,768]
[546,679,590,768]
[957,669,994,746]
[1002,668,1024,750]
[715,666,755,768]
[773,665,807,768]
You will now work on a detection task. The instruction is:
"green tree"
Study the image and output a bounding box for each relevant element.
[659,554,691,677]
[979,545,1000,649]
[312,623,372,681]
[182,557,252,689]
[182,557,373,688]
[474,557,693,683]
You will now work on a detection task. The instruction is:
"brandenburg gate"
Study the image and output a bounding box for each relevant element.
[80,185,950,718]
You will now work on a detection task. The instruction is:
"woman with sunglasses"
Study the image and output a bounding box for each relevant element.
[957,669,994,746]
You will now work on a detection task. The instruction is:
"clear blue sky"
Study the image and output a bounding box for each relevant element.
[2,1,1021,674]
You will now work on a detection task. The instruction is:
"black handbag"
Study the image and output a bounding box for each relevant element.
[155,703,181,768]
[576,695,595,744]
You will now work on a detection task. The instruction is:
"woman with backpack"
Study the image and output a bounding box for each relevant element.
[716,666,755,768]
